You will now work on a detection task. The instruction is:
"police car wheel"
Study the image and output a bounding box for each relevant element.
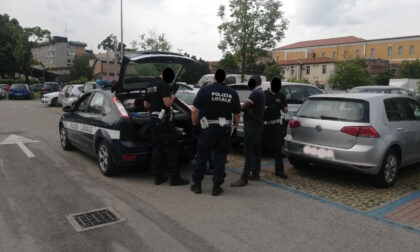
[97,141,118,176]
[51,98,58,107]
[288,156,308,169]
[59,126,73,150]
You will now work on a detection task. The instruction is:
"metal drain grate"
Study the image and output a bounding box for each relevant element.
[66,207,125,232]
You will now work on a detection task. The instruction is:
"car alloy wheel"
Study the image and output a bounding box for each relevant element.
[60,126,73,150]
[384,153,398,184]
[98,144,109,173]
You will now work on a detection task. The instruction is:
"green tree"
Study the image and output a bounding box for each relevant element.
[398,59,420,78]
[217,0,288,80]
[329,59,370,89]
[264,61,282,80]
[70,54,96,81]
[216,52,239,73]
[373,69,394,85]
[131,29,172,51]
[98,34,126,53]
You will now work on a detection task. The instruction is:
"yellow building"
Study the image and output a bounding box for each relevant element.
[273,35,420,85]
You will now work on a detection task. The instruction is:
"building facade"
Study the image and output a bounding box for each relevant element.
[273,35,420,85]
[31,36,87,69]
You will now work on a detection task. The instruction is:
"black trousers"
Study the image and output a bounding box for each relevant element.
[150,116,179,179]
[242,125,263,180]
[192,125,231,186]
[262,123,285,173]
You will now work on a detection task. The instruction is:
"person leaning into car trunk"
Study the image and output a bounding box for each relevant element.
[144,68,189,186]
[262,77,288,179]
[231,75,266,187]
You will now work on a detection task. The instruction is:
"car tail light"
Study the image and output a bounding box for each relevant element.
[288,119,301,128]
[122,155,137,161]
[42,88,46,91]
[112,97,129,118]
[58,88,62,91]
[341,126,380,138]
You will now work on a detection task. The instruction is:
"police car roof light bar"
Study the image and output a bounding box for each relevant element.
[112,97,129,118]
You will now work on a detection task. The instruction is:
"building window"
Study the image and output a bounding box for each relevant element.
[410,45,414,56]
[322,65,327,74]
[312,53,316,58]
[371,48,375,58]
[398,46,403,56]
[356,50,360,58]
[322,52,326,57]
[306,66,310,74]
[344,50,348,59]
[277,56,279,62]
[333,51,337,60]
[291,66,295,75]
[388,47,392,57]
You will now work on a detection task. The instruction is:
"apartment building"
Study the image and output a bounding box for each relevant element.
[31,36,87,69]
[273,35,420,85]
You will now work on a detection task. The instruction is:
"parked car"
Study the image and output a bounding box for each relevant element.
[59,51,197,176]
[58,85,72,106]
[62,84,84,107]
[350,86,413,97]
[41,82,61,97]
[284,93,420,187]
[175,89,199,108]
[0,84,10,92]
[229,82,323,143]
[8,84,34,100]
[41,91,60,106]
[30,83,43,92]
[0,87,6,99]
[196,74,267,88]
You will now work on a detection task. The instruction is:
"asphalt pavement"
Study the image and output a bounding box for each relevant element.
[0,99,419,252]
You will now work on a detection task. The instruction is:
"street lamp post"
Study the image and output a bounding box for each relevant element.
[120,0,124,62]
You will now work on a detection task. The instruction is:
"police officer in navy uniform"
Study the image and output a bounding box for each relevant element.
[190,69,241,196]
[144,68,189,186]
[231,75,266,187]
[262,77,288,179]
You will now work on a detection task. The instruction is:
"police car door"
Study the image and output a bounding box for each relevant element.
[70,92,94,153]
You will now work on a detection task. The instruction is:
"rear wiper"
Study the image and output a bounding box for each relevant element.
[320,115,346,121]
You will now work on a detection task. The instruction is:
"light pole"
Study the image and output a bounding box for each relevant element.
[120,0,124,62]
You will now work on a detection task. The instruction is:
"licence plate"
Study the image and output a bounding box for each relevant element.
[302,145,335,160]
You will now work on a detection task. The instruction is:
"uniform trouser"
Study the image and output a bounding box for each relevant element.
[150,116,179,179]
[192,125,231,186]
[262,123,285,173]
[242,125,263,180]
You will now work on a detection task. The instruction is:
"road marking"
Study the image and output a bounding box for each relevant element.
[0,158,8,179]
[0,134,39,158]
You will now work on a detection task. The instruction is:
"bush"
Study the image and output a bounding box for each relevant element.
[287,77,310,84]
[0,78,40,84]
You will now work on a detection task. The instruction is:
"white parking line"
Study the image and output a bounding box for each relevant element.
[0,158,8,179]
[16,143,36,158]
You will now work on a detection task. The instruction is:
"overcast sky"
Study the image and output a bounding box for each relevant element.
[1,0,419,61]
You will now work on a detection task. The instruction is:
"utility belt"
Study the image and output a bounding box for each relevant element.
[151,109,173,122]
[200,117,231,129]
[263,119,282,125]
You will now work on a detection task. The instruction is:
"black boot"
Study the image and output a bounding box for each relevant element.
[274,171,288,179]
[212,186,224,196]
[190,183,202,194]
[154,176,168,185]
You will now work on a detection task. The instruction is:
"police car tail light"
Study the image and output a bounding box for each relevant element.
[112,97,129,118]
[340,126,380,138]
[288,120,301,128]
[122,155,137,161]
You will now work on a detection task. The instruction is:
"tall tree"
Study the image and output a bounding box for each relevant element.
[70,54,96,81]
[329,59,370,90]
[131,29,172,51]
[98,34,126,53]
[217,0,288,80]
[264,61,282,80]
[217,52,239,73]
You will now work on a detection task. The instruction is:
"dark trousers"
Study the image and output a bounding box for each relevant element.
[192,125,231,186]
[242,125,263,180]
[262,123,285,173]
[150,116,179,179]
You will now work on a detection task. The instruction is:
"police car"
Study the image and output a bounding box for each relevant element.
[59,52,197,176]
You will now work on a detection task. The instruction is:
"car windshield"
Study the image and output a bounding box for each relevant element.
[11,84,26,89]
[297,98,369,122]
[176,92,196,105]
[235,90,251,103]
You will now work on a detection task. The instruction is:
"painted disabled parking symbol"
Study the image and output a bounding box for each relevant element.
[0,134,39,158]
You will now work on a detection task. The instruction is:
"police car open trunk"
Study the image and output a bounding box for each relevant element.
[113,51,197,143]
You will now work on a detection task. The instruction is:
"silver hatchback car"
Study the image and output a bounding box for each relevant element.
[284,93,420,187]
